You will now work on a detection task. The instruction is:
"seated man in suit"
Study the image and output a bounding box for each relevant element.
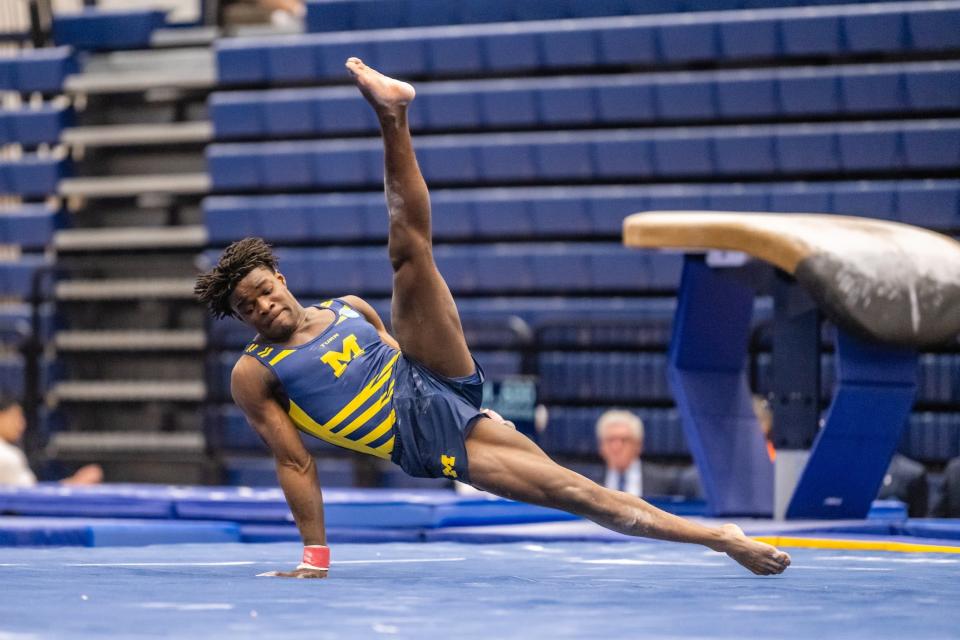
[596,409,701,498]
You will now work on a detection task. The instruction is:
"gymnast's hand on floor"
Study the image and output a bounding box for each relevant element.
[257,567,328,579]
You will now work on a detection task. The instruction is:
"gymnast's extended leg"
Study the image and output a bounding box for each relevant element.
[466,418,790,575]
[346,56,475,379]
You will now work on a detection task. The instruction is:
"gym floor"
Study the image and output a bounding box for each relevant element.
[2,540,958,639]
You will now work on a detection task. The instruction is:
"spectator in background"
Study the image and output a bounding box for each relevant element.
[0,395,102,486]
[595,409,700,498]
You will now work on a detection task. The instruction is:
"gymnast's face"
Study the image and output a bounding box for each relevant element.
[231,267,301,341]
[598,421,642,472]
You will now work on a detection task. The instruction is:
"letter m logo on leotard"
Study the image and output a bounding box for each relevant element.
[441,455,457,478]
[320,334,365,378]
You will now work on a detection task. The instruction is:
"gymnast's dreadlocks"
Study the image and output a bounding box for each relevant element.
[195,237,280,319]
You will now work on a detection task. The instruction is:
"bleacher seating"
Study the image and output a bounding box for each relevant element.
[206,120,960,191]
[0,47,78,93]
[216,1,960,85]
[0,156,69,198]
[204,180,960,247]
[209,61,960,139]
[0,104,72,147]
[197,0,960,480]
[0,256,54,299]
[755,352,960,406]
[0,206,63,250]
[52,9,166,52]
[303,0,908,33]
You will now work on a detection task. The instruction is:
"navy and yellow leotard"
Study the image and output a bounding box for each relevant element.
[242,298,485,480]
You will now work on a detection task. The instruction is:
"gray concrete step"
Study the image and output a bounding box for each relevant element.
[62,122,213,148]
[55,330,206,351]
[56,278,197,301]
[59,173,210,199]
[55,225,207,251]
[52,380,206,402]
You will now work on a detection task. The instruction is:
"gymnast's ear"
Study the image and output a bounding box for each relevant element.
[275,271,287,287]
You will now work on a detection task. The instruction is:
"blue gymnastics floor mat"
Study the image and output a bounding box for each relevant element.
[1,541,958,639]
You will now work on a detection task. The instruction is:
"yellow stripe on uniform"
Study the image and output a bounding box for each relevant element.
[753,536,960,554]
[356,408,397,446]
[268,349,295,366]
[324,352,400,431]
[333,379,395,439]
[374,435,395,455]
[287,400,392,460]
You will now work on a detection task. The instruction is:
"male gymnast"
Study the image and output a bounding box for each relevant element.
[195,58,791,579]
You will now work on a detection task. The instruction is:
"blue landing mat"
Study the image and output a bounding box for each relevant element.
[0,517,240,547]
[0,485,576,528]
[1,542,958,639]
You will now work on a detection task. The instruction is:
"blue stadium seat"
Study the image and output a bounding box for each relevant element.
[907,5,960,52]
[714,130,777,174]
[658,21,719,63]
[780,13,842,56]
[778,73,840,116]
[837,124,902,171]
[843,12,906,54]
[902,122,960,169]
[831,183,897,221]
[715,73,777,118]
[261,91,318,137]
[0,156,68,197]
[652,132,714,177]
[896,181,960,228]
[538,352,673,403]
[52,9,165,51]
[420,89,481,129]
[538,83,597,125]
[840,69,905,113]
[539,30,598,69]
[717,14,779,60]
[905,62,960,110]
[0,47,77,94]
[0,104,71,146]
[429,34,484,74]
[208,92,264,138]
[0,205,61,249]
[0,255,52,298]
[595,81,656,123]
[774,127,839,173]
[655,77,716,120]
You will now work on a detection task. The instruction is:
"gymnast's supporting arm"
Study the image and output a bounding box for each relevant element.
[231,356,329,578]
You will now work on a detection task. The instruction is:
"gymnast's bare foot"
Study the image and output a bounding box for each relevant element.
[719,524,791,576]
[345,57,416,119]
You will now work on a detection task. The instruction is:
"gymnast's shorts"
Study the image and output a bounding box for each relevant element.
[390,355,486,483]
